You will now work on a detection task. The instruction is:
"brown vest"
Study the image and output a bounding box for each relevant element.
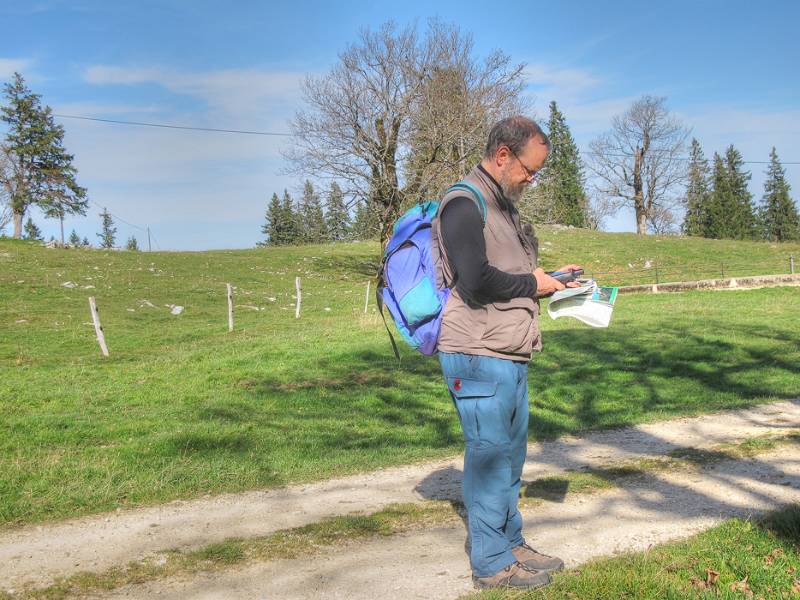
[431,165,542,361]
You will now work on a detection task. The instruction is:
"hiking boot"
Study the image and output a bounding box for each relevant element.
[512,543,565,572]
[472,561,551,589]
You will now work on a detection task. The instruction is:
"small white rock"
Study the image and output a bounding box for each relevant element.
[61,281,77,288]
[170,305,184,315]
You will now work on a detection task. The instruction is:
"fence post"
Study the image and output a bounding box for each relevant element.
[226,283,234,332]
[364,280,371,314]
[88,296,109,357]
[791,255,795,274]
[295,277,302,319]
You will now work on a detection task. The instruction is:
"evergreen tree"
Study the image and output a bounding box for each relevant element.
[707,146,756,240]
[97,208,116,249]
[299,180,326,244]
[725,145,755,239]
[682,138,710,236]
[126,235,139,251]
[538,101,588,227]
[82,236,90,247]
[1,73,87,239]
[69,229,81,247]
[23,216,42,240]
[760,147,800,241]
[258,192,283,246]
[324,182,350,242]
[351,197,380,240]
[280,189,301,245]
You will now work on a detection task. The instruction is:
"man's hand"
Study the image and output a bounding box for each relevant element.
[533,268,565,297]
[554,264,583,288]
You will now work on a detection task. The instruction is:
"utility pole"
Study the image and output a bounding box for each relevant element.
[147,226,152,252]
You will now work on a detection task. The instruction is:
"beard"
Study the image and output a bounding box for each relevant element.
[499,172,527,204]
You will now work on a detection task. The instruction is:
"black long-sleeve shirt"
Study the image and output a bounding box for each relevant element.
[440,167,537,307]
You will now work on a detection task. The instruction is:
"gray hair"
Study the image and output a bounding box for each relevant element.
[484,116,550,158]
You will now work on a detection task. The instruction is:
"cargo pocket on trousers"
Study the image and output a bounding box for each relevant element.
[447,377,498,444]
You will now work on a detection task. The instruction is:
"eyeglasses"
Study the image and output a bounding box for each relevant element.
[508,147,540,182]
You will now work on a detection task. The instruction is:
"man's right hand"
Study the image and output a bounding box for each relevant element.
[533,267,566,297]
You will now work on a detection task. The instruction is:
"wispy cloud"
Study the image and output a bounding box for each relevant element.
[0,57,34,79]
[84,65,305,126]
[523,63,602,104]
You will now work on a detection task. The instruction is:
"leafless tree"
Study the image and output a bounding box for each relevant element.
[648,203,679,234]
[286,19,526,242]
[587,95,689,235]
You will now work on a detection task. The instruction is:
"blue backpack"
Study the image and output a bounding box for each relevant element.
[376,182,487,358]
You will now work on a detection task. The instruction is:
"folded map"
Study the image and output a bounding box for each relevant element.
[546,280,618,328]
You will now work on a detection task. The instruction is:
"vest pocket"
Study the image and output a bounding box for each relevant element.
[481,297,537,354]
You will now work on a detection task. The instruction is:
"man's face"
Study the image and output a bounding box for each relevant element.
[498,137,549,203]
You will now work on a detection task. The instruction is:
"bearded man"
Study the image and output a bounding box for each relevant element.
[431,116,581,589]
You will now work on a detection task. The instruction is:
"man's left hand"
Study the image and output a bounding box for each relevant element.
[555,264,583,288]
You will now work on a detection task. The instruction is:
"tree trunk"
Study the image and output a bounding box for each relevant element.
[633,146,647,234]
[12,211,23,239]
[60,215,65,246]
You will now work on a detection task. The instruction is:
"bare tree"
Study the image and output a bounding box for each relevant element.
[286,19,526,242]
[648,203,679,235]
[587,95,689,234]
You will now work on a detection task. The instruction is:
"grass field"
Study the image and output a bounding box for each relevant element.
[1,229,799,528]
[473,506,800,599]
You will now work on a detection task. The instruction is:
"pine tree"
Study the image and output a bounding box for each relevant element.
[707,146,756,240]
[351,197,380,240]
[1,72,87,239]
[82,236,90,247]
[725,145,755,239]
[258,192,283,246]
[126,235,139,251]
[760,147,800,241]
[68,229,81,246]
[539,101,588,227]
[682,138,710,236]
[97,208,116,249]
[298,180,326,244]
[23,216,42,240]
[324,182,350,242]
[280,189,301,245]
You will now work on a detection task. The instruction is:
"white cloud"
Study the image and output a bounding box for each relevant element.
[84,65,305,124]
[523,63,602,104]
[0,58,34,79]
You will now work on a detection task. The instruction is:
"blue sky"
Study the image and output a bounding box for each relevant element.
[1,0,799,249]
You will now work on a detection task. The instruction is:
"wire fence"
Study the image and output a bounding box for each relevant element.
[586,255,797,287]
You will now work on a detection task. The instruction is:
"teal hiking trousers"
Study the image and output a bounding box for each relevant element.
[438,351,530,577]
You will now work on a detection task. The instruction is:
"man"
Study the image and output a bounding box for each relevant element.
[431,116,581,589]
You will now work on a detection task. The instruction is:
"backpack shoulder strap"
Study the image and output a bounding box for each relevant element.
[445,181,487,225]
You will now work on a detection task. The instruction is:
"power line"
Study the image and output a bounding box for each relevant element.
[53,113,800,164]
[53,114,294,137]
[88,198,147,232]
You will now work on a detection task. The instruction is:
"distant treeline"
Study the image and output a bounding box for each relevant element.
[683,141,799,242]
[258,180,378,246]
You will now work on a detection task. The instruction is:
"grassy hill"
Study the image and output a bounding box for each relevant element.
[1,229,799,527]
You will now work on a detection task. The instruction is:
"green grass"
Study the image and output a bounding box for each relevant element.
[10,433,798,599]
[1,232,799,528]
[469,505,800,599]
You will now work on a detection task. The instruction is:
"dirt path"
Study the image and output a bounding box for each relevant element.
[1,399,798,592]
[106,447,800,599]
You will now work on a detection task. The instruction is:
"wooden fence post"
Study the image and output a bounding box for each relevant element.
[364,280,371,314]
[88,296,109,357]
[227,283,234,332]
[295,277,302,319]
